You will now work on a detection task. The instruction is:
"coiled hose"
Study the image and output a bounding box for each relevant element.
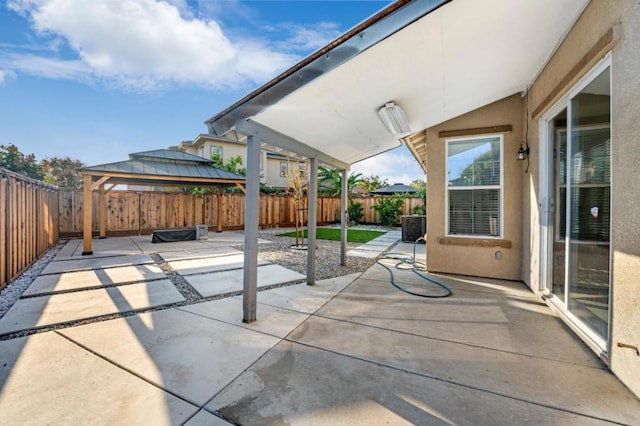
[376,236,452,298]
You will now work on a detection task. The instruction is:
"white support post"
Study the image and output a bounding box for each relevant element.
[340,168,348,266]
[306,157,318,285]
[243,135,261,323]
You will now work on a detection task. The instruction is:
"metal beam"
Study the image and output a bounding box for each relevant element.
[340,168,348,266]
[242,135,261,323]
[306,157,318,286]
[236,120,349,170]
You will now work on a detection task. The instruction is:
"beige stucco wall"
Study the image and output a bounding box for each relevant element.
[425,94,523,280]
[265,157,291,188]
[525,0,640,397]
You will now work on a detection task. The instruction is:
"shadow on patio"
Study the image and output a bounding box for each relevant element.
[0,239,639,425]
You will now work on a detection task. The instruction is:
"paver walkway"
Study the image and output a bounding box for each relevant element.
[347,229,401,258]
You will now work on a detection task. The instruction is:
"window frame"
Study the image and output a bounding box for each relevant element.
[210,145,223,160]
[445,134,504,238]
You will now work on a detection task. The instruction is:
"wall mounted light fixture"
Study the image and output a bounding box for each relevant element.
[378,102,411,135]
[516,141,530,160]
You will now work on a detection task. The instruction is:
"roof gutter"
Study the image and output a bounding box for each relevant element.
[205,0,451,137]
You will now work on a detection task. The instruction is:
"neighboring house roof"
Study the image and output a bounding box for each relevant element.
[81,149,245,187]
[370,183,418,194]
[204,0,589,168]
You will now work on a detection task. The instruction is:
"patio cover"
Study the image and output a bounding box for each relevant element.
[80,149,246,255]
[203,0,590,322]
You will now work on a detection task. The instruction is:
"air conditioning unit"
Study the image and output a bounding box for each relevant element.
[195,225,209,240]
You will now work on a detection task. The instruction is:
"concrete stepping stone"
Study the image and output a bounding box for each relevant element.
[347,248,381,258]
[184,264,305,298]
[158,247,242,262]
[178,296,310,338]
[0,280,184,335]
[23,264,166,296]
[58,308,281,406]
[42,254,155,274]
[0,332,197,425]
[168,253,269,276]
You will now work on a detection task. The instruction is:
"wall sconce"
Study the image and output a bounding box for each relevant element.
[378,101,411,135]
[516,141,530,160]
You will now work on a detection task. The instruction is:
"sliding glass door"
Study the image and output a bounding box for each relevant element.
[543,59,611,344]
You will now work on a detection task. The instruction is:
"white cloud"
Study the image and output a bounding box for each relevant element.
[275,22,343,52]
[4,0,304,91]
[351,146,425,185]
[0,68,16,84]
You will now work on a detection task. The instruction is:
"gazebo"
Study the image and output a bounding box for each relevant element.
[80,149,245,255]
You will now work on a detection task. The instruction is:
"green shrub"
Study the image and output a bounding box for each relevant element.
[348,200,364,224]
[372,196,404,226]
[412,204,426,215]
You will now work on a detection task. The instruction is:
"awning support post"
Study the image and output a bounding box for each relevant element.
[243,135,261,323]
[306,157,318,285]
[340,168,348,266]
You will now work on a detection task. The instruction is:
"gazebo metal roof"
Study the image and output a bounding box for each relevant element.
[370,183,419,195]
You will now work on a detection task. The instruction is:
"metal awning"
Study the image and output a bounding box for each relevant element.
[206,0,588,167]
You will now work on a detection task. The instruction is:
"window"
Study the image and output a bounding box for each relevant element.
[447,135,502,237]
[210,145,223,160]
[280,162,288,177]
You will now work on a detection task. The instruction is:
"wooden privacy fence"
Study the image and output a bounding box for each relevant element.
[58,190,425,236]
[1,168,59,290]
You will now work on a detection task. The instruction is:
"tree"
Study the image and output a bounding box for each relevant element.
[317,166,364,196]
[285,160,309,247]
[357,174,389,193]
[41,156,86,188]
[0,143,45,180]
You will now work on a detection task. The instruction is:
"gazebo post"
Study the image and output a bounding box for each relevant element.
[82,174,93,255]
[99,183,106,239]
[216,187,224,233]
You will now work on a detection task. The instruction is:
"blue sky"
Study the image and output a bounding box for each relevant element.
[0,0,424,185]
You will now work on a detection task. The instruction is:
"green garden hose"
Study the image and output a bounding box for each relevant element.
[376,237,452,298]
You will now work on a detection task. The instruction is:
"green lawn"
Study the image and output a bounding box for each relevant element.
[277,227,385,243]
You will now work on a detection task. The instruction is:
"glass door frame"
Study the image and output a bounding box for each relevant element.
[538,53,612,354]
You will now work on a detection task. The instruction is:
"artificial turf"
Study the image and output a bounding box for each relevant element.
[276,227,385,243]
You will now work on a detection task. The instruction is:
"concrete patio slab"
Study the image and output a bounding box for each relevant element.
[178,296,310,338]
[55,238,144,259]
[286,315,639,424]
[252,274,358,314]
[184,264,306,297]
[207,340,617,426]
[42,253,155,274]
[0,280,184,335]
[59,308,281,407]
[158,247,243,262]
[184,410,232,425]
[168,253,269,276]
[23,264,166,296]
[0,332,197,425]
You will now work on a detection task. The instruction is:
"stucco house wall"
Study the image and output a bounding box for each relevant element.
[424,94,523,280]
[523,0,640,397]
